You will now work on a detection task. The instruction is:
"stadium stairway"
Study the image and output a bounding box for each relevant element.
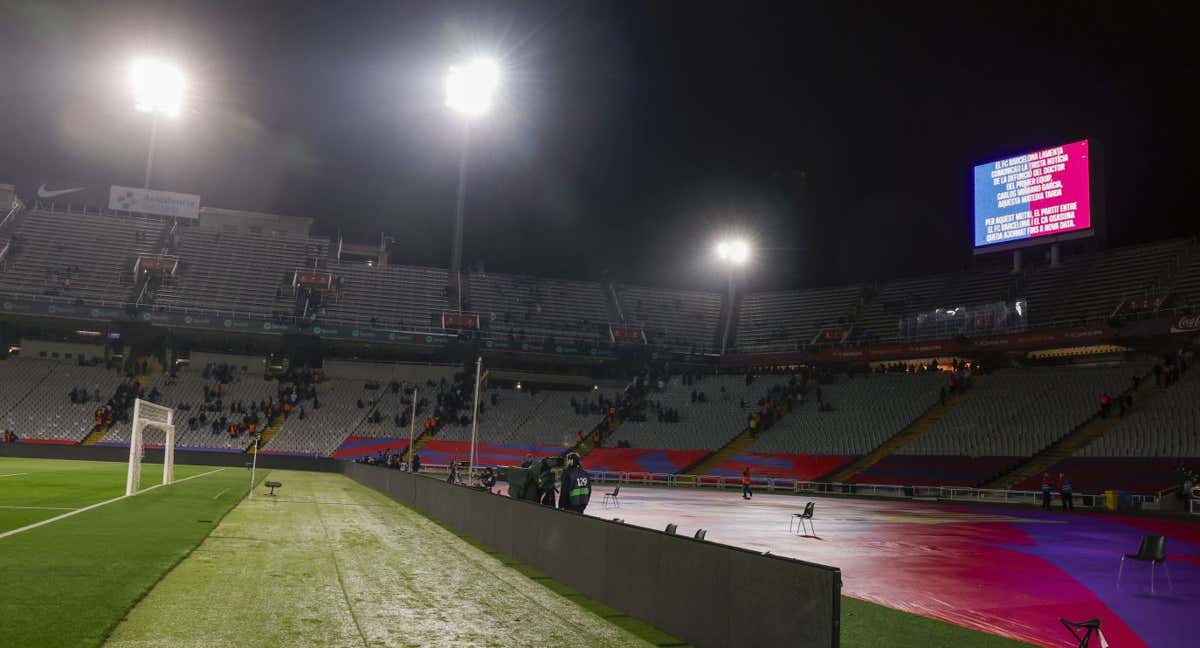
[249,415,286,452]
[823,375,984,482]
[80,424,110,446]
[980,371,1161,490]
[683,428,757,476]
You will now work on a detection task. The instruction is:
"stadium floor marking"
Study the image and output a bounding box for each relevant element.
[0,505,78,511]
[0,467,226,542]
[213,488,229,500]
[0,473,30,478]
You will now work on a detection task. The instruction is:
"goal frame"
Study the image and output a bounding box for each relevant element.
[126,398,176,496]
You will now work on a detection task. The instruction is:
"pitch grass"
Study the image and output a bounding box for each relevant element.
[0,457,254,647]
[107,470,658,647]
[0,457,224,532]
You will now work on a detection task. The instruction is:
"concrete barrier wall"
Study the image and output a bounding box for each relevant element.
[344,463,841,648]
[0,442,340,472]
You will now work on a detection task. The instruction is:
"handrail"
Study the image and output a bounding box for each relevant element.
[372,462,1160,504]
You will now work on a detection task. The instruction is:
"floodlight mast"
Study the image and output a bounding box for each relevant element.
[444,58,501,312]
[130,58,183,189]
[715,239,751,354]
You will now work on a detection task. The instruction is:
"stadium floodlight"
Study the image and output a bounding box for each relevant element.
[445,57,502,118]
[715,237,751,354]
[444,57,502,302]
[715,239,751,265]
[129,58,183,190]
[130,58,184,117]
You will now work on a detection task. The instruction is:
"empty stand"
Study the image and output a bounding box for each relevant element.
[617,285,722,352]
[750,373,944,456]
[151,226,328,314]
[901,363,1150,458]
[322,262,448,329]
[616,374,789,451]
[0,208,166,303]
[466,272,608,341]
[735,285,862,351]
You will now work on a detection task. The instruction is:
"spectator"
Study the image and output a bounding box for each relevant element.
[1040,473,1053,510]
[411,454,421,473]
[1058,473,1073,512]
[742,467,753,500]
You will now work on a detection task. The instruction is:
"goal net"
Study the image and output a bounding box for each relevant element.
[126,398,176,496]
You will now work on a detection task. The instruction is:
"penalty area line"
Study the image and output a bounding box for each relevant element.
[0,467,226,542]
[0,473,30,478]
[0,505,78,511]
[213,488,230,500]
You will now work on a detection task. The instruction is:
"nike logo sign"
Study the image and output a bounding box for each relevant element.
[37,184,87,199]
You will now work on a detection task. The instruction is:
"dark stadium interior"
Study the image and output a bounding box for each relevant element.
[1,3,1197,648]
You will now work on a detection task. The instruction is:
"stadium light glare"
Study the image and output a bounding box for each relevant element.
[445,57,502,118]
[715,239,750,265]
[130,59,184,117]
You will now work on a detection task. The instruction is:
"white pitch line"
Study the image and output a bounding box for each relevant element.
[213,488,229,500]
[0,505,78,510]
[0,473,30,478]
[0,467,227,542]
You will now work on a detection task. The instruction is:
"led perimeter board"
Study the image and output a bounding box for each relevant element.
[973,139,1098,254]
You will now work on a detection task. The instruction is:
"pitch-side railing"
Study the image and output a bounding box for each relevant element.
[376,462,1160,509]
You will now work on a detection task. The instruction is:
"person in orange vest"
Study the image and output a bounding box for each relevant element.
[575,430,583,445]
[248,422,257,435]
[742,467,753,500]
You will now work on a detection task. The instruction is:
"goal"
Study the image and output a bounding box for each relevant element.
[125,398,176,496]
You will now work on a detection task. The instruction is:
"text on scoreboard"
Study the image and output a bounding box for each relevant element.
[973,139,1092,249]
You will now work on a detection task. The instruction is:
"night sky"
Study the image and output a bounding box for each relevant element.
[0,1,1194,292]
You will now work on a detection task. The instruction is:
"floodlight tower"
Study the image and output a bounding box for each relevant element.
[715,239,750,354]
[130,58,183,190]
[444,57,501,312]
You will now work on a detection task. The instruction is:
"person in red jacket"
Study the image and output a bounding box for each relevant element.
[742,467,753,500]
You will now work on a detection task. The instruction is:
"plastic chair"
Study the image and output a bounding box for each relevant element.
[1060,618,1104,648]
[789,502,816,536]
[1118,535,1172,594]
[693,528,707,541]
[664,523,678,535]
[602,484,621,508]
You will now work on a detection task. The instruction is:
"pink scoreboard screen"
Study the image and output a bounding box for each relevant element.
[973,139,1093,251]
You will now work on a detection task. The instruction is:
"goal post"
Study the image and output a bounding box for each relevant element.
[126,398,175,496]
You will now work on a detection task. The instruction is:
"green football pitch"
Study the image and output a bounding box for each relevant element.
[0,457,1025,647]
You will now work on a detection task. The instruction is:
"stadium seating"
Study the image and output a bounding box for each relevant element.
[748,373,944,455]
[435,388,607,447]
[855,274,953,341]
[616,284,722,352]
[322,262,448,329]
[615,374,790,451]
[0,208,166,304]
[0,358,125,444]
[1171,244,1200,309]
[466,272,608,341]
[1054,239,1184,322]
[99,367,278,452]
[1082,368,1200,458]
[264,379,390,456]
[735,285,863,351]
[151,225,327,314]
[899,363,1149,457]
